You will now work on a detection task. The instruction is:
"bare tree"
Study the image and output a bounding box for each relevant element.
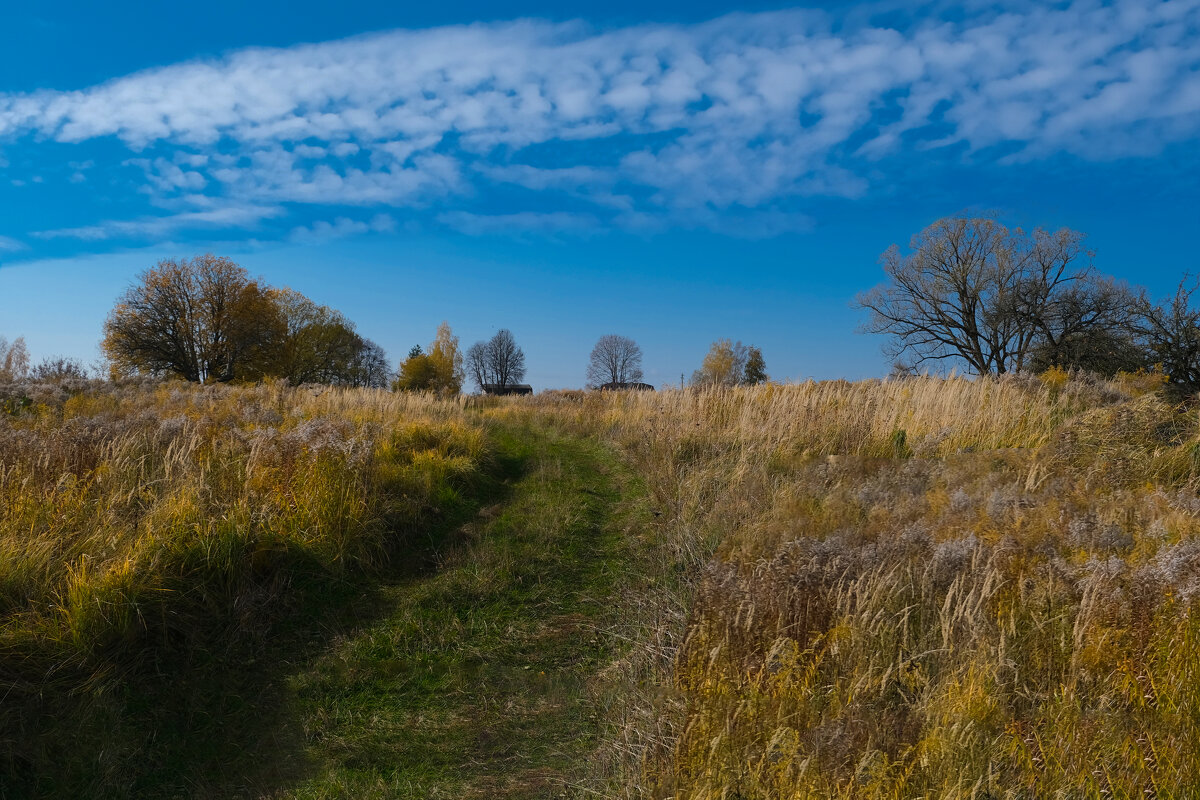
[1134,277,1200,388]
[466,341,491,390]
[488,329,526,388]
[856,216,1119,375]
[1026,274,1145,375]
[347,339,391,388]
[587,335,644,387]
[0,336,29,381]
[1014,232,1138,372]
[466,329,527,391]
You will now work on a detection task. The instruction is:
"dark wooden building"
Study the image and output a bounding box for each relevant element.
[482,383,533,396]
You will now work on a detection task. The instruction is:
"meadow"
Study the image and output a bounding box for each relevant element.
[518,371,1200,799]
[0,380,486,796]
[5,372,1200,798]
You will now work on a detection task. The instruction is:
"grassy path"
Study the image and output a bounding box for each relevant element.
[272,420,642,798]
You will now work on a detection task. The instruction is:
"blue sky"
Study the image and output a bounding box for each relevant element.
[1,0,1198,388]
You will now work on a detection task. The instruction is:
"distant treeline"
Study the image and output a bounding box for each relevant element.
[13,215,1199,394]
[1,253,773,394]
[8,216,1200,395]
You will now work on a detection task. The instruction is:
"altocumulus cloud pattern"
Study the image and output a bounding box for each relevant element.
[1,0,1198,243]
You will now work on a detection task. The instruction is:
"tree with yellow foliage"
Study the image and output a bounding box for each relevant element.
[394,345,436,391]
[268,287,365,385]
[692,339,748,387]
[396,324,464,395]
[691,340,768,386]
[427,321,464,396]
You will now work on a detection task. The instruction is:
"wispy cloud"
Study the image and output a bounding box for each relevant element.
[288,213,396,242]
[437,210,600,236]
[33,205,284,241]
[0,235,26,252]
[1,1,1197,239]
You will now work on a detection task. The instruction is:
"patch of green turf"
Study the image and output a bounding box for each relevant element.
[8,420,647,800]
[276,422,643,799]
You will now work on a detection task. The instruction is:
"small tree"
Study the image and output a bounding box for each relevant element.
[395,348,437,391]
[743,346,768,385]
[0,336,30,381]
[587,335,644,387]
[692,339,749,387]
[428,322,465,396]
[465,342,489,390]
[397,325,465,395]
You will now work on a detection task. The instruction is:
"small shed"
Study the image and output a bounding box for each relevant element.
[482,383,533,396]
[598,381,655,392]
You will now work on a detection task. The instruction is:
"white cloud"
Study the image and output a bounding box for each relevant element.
[126,157,208,192]
[288,213,396,242]
[437,211,599,236]
[0,235,26,252]
[33,204,283,241]
[480,164,612,192]
[0,1,1197,238]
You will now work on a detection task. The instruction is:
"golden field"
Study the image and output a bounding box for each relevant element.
[513,371,1200,798]
[6,372,1200,797]
[0,380,486,791]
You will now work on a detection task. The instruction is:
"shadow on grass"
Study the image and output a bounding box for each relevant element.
[1,441,529,800]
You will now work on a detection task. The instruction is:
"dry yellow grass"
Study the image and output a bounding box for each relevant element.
[7,373,1200,797]
[0,379,487,789]
[509,373,1200,798]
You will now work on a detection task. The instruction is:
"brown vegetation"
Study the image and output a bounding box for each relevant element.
[505,373,1200,797]
[0,379,485,791]
[8,372,1200,797]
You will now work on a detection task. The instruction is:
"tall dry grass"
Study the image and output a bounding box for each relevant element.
[513,373,1200,798]
[0,379,487,788]
[8,372,1199,797]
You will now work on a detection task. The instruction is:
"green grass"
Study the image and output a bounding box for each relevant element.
[276,422,643,799]
[9,417,648,800]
